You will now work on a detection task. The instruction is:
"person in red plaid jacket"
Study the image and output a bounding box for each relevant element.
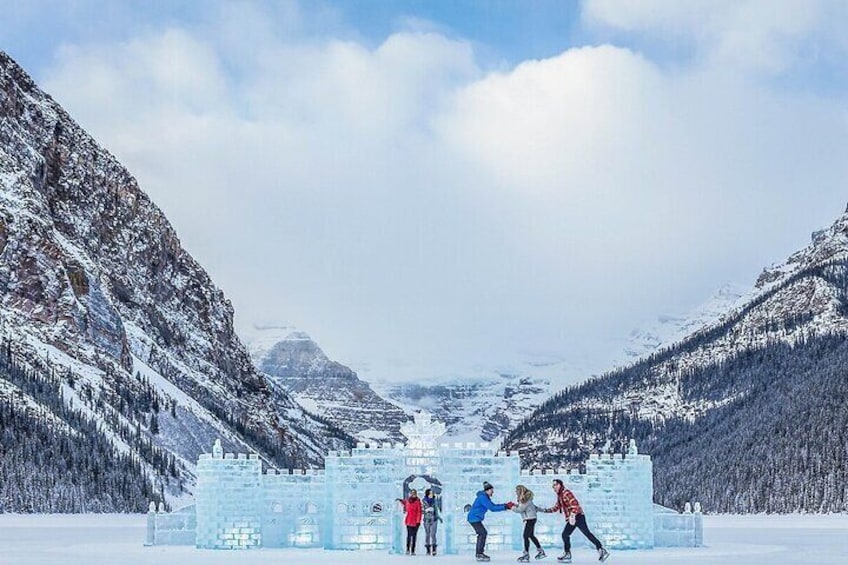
[542,479,609,563]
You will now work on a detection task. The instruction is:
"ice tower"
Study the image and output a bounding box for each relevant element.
[195,440,263,549]
[172,413,700,552]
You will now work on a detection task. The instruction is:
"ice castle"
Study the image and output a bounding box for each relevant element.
[147,412,702,552]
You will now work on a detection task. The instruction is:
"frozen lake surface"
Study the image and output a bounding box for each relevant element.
[0,514,845,565]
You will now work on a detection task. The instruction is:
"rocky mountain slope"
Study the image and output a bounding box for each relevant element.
[504,210,848,513]
[245,326,409,442]
[0,50,352,511]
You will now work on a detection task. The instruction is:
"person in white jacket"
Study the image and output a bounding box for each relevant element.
[512,484,546,562]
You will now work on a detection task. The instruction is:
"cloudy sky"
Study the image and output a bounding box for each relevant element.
[3,1,848,383]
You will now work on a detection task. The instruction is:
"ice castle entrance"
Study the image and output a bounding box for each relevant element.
[400,474,444,553]
[393,414,448,553]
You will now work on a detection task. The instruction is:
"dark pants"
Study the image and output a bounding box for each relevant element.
[562,514,602,551]
[470,521,487,555]
[406,524,420,553]
[523,519,542,552]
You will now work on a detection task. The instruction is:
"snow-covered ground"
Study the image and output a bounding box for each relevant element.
[0,514,846,565]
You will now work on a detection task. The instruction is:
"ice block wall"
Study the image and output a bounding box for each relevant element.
[518,442,654,550]
[325,443,402,550]
[147,503,196,546]
[653,503,703,547]
[262,469,326,548]
[439,443,522,554]
[195,440,263,549]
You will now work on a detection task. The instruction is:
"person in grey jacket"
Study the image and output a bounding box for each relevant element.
[513,484,546,562]
[422,488,442,555]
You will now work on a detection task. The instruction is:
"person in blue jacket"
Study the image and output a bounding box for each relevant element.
[467,481,515,561]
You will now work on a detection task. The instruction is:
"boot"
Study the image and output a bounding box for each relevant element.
[426,545,431,555]
[432,545,437,556]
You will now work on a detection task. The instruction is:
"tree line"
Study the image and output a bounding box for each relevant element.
[0,340,172,512]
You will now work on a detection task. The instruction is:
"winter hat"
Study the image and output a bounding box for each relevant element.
[483,481,494,492]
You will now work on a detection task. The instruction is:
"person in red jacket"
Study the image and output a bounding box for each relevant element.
[397,489,423,554]
[542,479,609,563]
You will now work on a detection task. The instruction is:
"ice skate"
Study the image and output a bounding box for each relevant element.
[598,547,610,562]
[476,553,491,562]
[518,551,530,562]
[556,551,572,563]
[535,549,547,560]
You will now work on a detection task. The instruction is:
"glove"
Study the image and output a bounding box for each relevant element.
[506,501,515,509]
[567,514,576,526]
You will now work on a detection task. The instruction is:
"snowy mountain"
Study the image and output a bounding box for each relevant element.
[620,283,748,362]
[504,209,848,513]
[370,372,550,443]
[244,326,410,442]
[0,51,353,511]
[363,284,746,443]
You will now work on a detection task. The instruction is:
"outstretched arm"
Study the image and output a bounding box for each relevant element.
[542,497,562,514]
[480,496,508,512]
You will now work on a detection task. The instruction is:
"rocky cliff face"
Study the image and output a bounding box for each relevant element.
[246,326,410,442]
[0,50,352,508]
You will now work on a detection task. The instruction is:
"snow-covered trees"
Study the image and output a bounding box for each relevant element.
[0,343,173,513]
[505,333,848,513]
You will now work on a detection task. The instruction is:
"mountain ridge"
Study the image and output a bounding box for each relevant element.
[0,50,353,511]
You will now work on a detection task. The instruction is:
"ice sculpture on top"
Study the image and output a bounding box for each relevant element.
[186,411,698,553]
[399,411,445,450]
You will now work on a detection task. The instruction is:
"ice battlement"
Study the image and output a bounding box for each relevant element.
[265,468,326,476]
[177,414,700,553]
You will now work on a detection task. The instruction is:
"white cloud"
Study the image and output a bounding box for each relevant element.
[437,45,665,191]
[583,0,846,74]
[38,3,848,384]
